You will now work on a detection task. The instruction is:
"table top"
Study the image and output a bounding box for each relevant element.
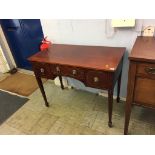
[130,36,155,62]
[28,44,125,72]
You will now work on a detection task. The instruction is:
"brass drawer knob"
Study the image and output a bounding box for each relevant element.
[40,68,44,73]
[94,77,99,82]
[145,67,155,75]
[72,69,77,75]
[56,66,60,72]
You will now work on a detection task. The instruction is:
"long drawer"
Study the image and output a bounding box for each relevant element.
[137,63,155,79]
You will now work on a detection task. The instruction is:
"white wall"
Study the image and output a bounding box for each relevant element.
[41,19,155,98]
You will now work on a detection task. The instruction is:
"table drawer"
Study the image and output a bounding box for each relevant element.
[86,70,112,89]
[51,65,85,81]
[134,77,155,108]
[32,63,51,78]
[137,63,155,79]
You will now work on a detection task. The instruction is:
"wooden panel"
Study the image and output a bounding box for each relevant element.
[137,63,155,79]
[134,77,155,107]
[86,70,113,89]
[28,44,125,72]
[129,36,155,63]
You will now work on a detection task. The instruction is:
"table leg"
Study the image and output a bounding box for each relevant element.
[117,70,122,103]
[59,75,64,89]
[124,101,132,135]
[35,75,49,107]
[108,89,113,127]
[124,62,136,135]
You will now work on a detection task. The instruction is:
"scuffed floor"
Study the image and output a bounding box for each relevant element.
[0,80,154,135]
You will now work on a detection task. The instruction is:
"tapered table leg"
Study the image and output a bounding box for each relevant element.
[117,70,122,103]
[35,75,49,107]
[124,101,132,135]
[108,89,113,127]
[124,63,137,135]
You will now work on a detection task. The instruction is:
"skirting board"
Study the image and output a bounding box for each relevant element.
[68,87,126,102]
[98,92,126,102]
[18,68,34,75]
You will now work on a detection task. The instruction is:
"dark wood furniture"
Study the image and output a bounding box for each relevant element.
[124,36,155,134]
[28,44,125,127]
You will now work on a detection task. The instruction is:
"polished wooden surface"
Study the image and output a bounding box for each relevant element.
[28,44,125,72]
[130,36,155,62]
[137,63,155,79]
[124,36,155,135]
[28,44,125,128]
[134,78,155,107]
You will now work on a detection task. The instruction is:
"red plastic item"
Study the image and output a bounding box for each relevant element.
[40,36,52,51]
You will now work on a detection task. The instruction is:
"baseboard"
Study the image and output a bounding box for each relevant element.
[18,68,34,75]
[68,86,126,102]
[98,92,126,101]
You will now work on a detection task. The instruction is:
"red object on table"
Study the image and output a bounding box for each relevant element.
[40,37,51,51]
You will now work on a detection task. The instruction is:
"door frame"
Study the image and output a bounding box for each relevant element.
[0,25,17,70]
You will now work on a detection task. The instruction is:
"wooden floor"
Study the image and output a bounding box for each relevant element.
[0,79,154,135]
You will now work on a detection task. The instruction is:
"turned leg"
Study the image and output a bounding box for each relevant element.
[108,89,113,127]
[117,70,122,103]
[35,75,49,107]
[59,75,64,89]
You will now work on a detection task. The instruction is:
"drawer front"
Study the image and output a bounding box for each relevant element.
[137,63,155,79]
[134,77,155,107]
[51,65,85,81]
[86,70,112,89]
[32,63,51,78]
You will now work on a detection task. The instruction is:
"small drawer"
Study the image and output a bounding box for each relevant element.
[51,65,62,74]
[32,62,51,78]
[137,63,155,79]
[51,65,85,81]
[86,70,112,89]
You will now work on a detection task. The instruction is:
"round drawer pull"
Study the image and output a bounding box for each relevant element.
[56,66,60,72]
[94,77,99,82]
[72,69,77,75]
[40,68,44,73]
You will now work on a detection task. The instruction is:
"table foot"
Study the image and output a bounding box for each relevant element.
[116,97,120,103]
[45,102,49,107]
[108,122,113,128]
